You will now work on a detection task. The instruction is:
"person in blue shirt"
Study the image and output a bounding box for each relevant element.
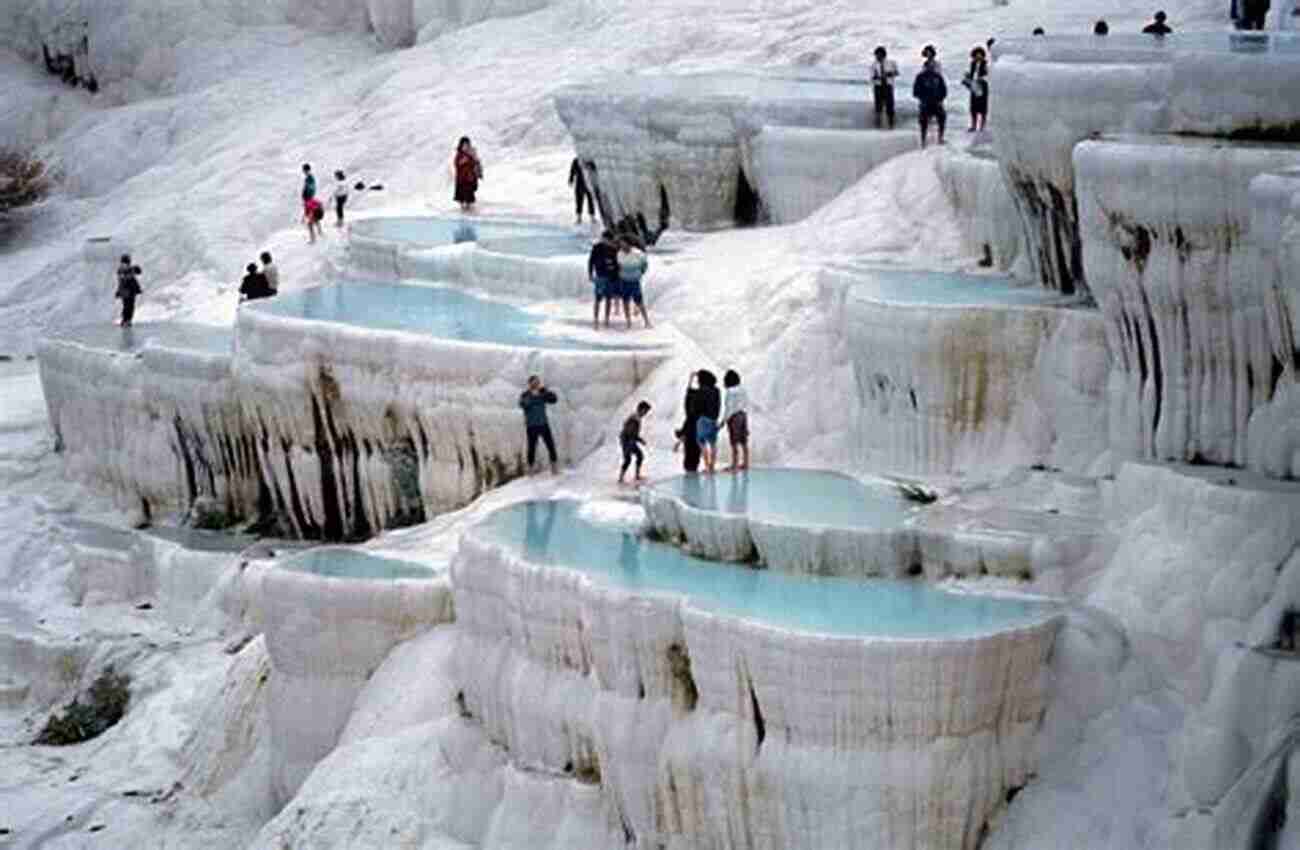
[519,375,559,474]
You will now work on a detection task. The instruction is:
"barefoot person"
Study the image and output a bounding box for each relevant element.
[695,369,722,474]
[115,254,142,327]
[721,369,750,471]
[587,230,620,330]
[963,46,989,132]
[569,157,594,225]
[912,58,948,148]
[519,375,559,475]
[869,46,898,129]
[332,170,349,227]
[303,196,324,243]
[618,400,652,484]
[617,238,652,329]
[675,372,704,473]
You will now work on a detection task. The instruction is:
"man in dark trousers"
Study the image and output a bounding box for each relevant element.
[519,375,559,475]
[115,254,142,327]
[675,372,703,473]
[1241,0,1271,28]
[869,46,899,129]
[569,158,595,225]
[587,230,620,330]
[912,61,948,148]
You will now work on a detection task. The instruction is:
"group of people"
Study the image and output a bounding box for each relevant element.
[238,252,279,302]
[587,230,653,330]
[869,43,988,146]
[300,163,352,243]
[517,367,752,484]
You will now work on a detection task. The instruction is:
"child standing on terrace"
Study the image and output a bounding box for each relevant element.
[721,369,749,472]
[618,400,652,484]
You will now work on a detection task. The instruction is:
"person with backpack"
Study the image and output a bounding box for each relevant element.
[239,262,273,301]
[912,60,948,148]
[115,254,142,327]
[519,375,559,475]
[569,158,594,225]
[869,46,899,129]
[452,137,483,212]
[962,46,990,132]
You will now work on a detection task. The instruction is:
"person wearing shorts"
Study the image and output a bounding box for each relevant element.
[617,239,652,329]
[587,230,620,329]
[694,369,721,474]
[721,369,750,471]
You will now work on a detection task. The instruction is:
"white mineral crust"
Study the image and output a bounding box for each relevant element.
[1074,137,1300,468]
[450,525,1060,850]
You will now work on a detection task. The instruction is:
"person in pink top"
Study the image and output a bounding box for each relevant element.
[303,196,324,243]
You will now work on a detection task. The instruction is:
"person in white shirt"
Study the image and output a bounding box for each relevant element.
[260,251,279,294]
[332,170,349,227]
[721,369,750,472]
[869,46,899,129]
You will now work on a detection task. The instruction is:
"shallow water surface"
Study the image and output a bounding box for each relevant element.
[46,322,234,355]
[282,547,436,581]
[648,469,913,531]
[476,500,1053,638]
[248,282,659,351]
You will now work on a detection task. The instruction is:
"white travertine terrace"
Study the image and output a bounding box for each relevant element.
[993,33,1300,295]
[553,71,914,229]
[747,127,918,225]
[259,548,450,803]
[823,267,1109,476]
[234,305,667,538]
[451,506,1061,850]
[1074,137,1300,468]
[36,324,256,521]
[1247,169,1300,479]
[934,145,1026,273]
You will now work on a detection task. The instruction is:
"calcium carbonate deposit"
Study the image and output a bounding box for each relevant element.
[3,1,1300,849]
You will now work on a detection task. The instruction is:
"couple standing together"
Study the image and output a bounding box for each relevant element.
[676,369,749,475]
[587,231,653,330]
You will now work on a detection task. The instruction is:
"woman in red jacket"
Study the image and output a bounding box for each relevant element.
[452,137,483,212]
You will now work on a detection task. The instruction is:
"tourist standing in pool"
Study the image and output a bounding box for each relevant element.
[588,230,620,330]
[869,46,898,129]
[675,372,704,473]
[617,238,652,329]
[569,158,594,225]
[912,56,948,148]
[115,254,142,327]
[453,137,483,213]
[695,369,722,474]
[962,46,989,132]
[618,400,652,484]
[519,375,559,475]
[721,369,750,472]
[1143,10,1173,34]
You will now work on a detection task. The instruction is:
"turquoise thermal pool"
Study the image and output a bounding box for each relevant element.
[44,322,234,355]
[282,547,436,581]
[245,282,659,351]
[474,501,1054,637]
[842,267,1083,307]
[350,216,584,254]
[646,469,913,531]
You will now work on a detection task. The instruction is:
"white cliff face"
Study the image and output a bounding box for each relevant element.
[1248,170,1300,480]
[1074,137,1300,468]
[36,325,256,522]
[233,305,668,538]
[991,55,1170,294]
[934,145,1026,274]
[746,127,918,225]
[450,502,1061,850]
[826,267,1110,477]
[554,72,893,230]
[258,549,450,803]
